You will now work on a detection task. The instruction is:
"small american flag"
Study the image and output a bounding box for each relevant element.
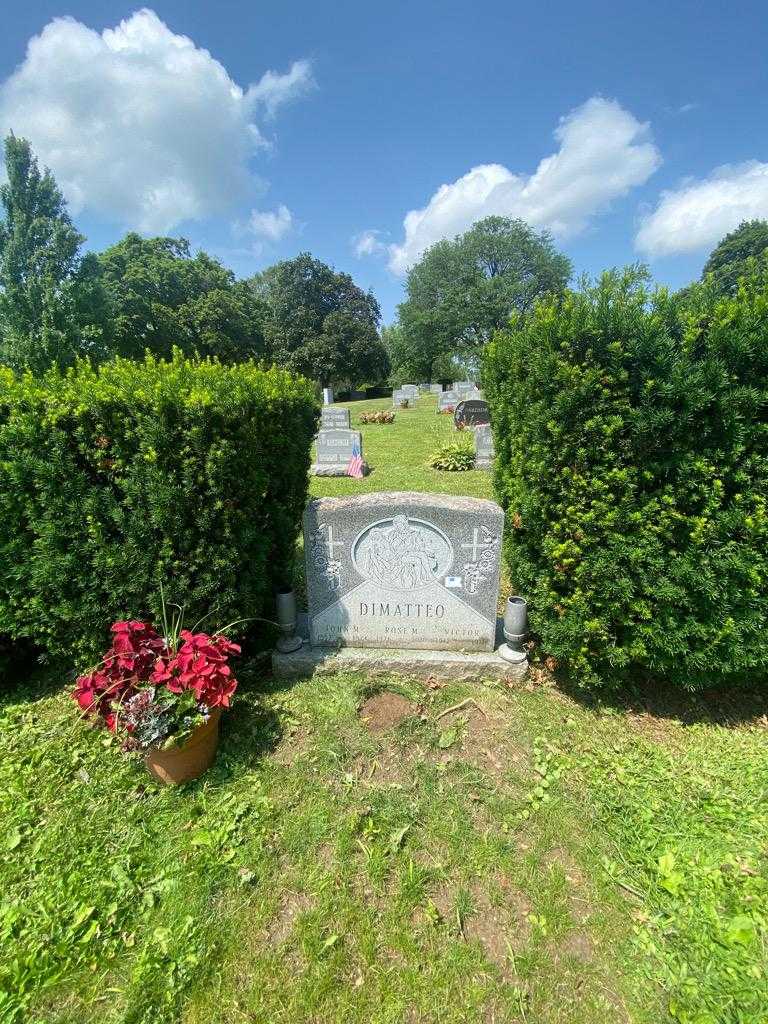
[347,439,364,478]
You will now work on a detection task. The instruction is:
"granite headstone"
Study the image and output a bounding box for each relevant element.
[437,389,459,412]
[454,398,491,428]
[320,406,350,430]
[304,492,503,651]
[312,428,366,477]
[474,423,494,469]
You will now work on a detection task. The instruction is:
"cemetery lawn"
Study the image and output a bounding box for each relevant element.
[309,393,493,500]
[1,392,766,1024]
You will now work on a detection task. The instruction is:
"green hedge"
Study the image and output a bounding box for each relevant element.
[0,353,318,666]
[483,267,768,690]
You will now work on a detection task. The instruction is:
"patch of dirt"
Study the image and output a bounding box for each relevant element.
[349,749,407,786]
[439,708,528,779]
[266,891,314,945]
[271,724,312,765]
[360,693,416,734]
[559,929,594,962]
[316,843,335,870]
[464,877,532,980]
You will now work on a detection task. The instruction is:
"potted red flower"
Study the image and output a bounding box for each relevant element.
[72,608,242,785]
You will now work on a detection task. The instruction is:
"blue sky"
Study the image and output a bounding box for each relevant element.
[1,1,767,322]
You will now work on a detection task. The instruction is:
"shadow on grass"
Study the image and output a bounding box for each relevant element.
[555,667,768,729]
[0,640,71,708]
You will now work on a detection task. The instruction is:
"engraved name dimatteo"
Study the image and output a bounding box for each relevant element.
[358,601,445,618]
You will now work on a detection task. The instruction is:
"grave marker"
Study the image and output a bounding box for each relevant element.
[312,428,367,477]
[437,390,459,413]
[320,407,350,429]
[454,398,490,428]
[474,423,494,469]
[304,492,503,651]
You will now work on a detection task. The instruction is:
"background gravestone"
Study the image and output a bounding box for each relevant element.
[312,428,367,476]
[437,390,459,412]
[401,384,420,400]
[320,407,350,429]
[430,383,444,395]
[304,491,504,652]
[392,389,410,408]
[454,398,490,428]
[474,424,494,468]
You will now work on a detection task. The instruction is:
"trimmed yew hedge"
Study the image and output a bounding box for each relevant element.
[483,267,768,690]
[0,353,318,665]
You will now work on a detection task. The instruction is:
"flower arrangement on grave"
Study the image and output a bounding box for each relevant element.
[72,596,243,782]
[438,405,455,415]
[360,410,396,424]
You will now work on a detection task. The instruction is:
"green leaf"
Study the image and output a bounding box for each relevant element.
[5,828,22,851]
[725,914,756,947]
[320,933,340,954]
[389,825,411,852]
[438,727,458,749]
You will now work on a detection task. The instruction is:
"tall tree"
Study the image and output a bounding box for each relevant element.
[99,234,267,362]
[0,134,109,373]
[397,216,572,375]
[251,253,388,387]
[702,219,768,296]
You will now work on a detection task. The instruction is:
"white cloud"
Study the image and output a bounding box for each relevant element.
[0,9,313,233]
[635,161,768,257]
[387,97,661,275]
[248,204,293,241]
[248,60,315,119]
[353,229,386,257]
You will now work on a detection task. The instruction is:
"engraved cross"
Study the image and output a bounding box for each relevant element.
[323,525,344,559]
[462,528,484,562]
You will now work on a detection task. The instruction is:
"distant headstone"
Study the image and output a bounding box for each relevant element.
[474,424,494,469]
[320,407,350,430]
[419,383,430,393]
[430,383,444,395]
[453,381,475,396]
[312,428,367,477]
[304,492,503,651]
[401,384,419,399]
[454,399,490,429]
[437,390,459,413]
[322,387,334,406]
[392,389,410,408]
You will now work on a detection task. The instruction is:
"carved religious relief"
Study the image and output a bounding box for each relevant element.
[353,514,453,591]
[461,526,499,594]
[310,523,344,592]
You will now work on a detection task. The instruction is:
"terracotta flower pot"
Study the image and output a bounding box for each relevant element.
[145,708,222,785]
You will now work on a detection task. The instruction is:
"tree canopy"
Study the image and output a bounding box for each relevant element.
[395,216,572,379]
[0,134,109,373]
[702,219,768,296]
[251,252,388,387]
[99,234,267,362]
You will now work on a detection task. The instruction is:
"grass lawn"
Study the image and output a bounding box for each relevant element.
[1,393,766,1024]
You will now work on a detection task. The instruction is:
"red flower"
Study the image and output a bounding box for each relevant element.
[72,618,240,732]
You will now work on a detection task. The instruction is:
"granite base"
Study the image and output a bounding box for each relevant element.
[272,615,528,684]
